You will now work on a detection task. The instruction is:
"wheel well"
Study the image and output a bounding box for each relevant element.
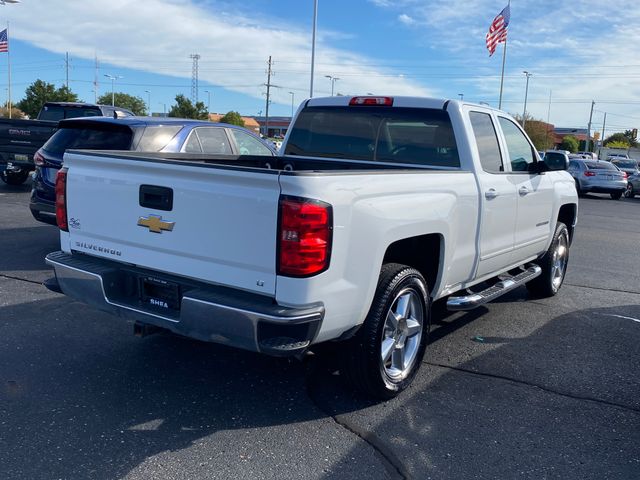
[558,204,577,243]
[382,234,442,296]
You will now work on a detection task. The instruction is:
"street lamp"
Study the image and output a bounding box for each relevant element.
[289,91,295,118]
[104,74,122,107]
[522,71,533,128]
[144,90,151,116]
[158,101,166,117]
[204,90,211,114]
[325,75,340,96]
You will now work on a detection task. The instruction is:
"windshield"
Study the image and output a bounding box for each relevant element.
[284,106,460,168]
[41,125,133,155]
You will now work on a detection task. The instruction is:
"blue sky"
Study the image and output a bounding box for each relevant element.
[1,0,639,136]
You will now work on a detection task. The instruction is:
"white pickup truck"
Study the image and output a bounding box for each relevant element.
[46,96,578,398]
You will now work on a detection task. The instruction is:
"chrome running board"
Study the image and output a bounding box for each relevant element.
[447,265,542,311]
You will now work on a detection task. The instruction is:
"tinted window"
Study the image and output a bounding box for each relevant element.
[195,127,232,155]
[585,161,617,171]
[612,159,637,168]
[42,126,132,155]
[229,129,273,156]
[284,106,460,168]
[498,117,536,172]
[39,105,102,121]
[136,126,183,152]
[183,132,201,153]
[469,112,503,173]
[568,161,580,169]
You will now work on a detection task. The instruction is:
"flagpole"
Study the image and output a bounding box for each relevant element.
[498,36,507,110]
[7,21,11,119]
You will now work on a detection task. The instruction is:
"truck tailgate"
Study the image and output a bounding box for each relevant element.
[62,152,281,296]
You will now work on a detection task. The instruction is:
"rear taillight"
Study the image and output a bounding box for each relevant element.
[584,171,596,177]
[34,150,45,166]
[623,172,628,179]
[349,96,393,106]
[55,168,68,231]
[278,196,332,277]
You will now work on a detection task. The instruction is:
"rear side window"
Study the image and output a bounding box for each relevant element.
[193,127,233,155]
[41,126,132,154]
[39,105,102,121]
[136,126,183,152]
[284,106,460,168]
[469,112,503,173]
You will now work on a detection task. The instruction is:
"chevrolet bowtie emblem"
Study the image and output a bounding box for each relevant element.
[137,214,175,234]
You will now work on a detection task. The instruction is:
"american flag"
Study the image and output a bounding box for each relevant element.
[486,5,510,56]
[0,29,8,53]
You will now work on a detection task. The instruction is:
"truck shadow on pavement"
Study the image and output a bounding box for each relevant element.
[0,225,59,274]
[1,294,639,480]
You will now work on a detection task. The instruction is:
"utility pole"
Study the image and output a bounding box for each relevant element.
[65,52,70,89]
[601,112,607,148]
[145,90,151,116]
[190,53,200,104]
[264,56,273,138]
[586,100,595,152]
[522,71,532,128]
[93,53,99,103]
[289,91,295,118]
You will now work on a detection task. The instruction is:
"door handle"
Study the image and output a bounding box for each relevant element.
[485,188,498,200]
[519,186,530,196]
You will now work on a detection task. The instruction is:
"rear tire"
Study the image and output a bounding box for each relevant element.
[574,179,582,197]
[527,222,570,298]
[610,191,623,200]
[344,263,430,399]
[0,168,30,185]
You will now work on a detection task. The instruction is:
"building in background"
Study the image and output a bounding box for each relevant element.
[254,116,292,138]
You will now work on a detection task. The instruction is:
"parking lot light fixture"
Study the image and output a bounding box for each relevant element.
[104,74,123,106]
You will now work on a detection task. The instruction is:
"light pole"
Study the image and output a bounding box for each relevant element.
[144,90,151,116]
[325,75,340,96]
[158,102,166,117]
[289,91,295,117]
[310,0,318,98]
[204,90,211,114]
[522,71,532,128]
[458,93,464,100]
[104,74,122,106]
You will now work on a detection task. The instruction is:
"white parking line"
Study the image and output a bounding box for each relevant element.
[602,314,640,323]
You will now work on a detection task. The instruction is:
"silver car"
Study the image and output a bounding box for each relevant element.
[625,171,640,198]
[610,158,640,177]
[568,159,627,199]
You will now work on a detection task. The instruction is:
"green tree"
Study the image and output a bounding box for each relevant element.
[97,92,147,115]
[514,113,554,150]
[603,132,631,147]
[219,111,245,127]
[606,140,630,149]
[16,79,79,118]
[623,129,638,147]
[168,94,208,120]
[559,135,579,152]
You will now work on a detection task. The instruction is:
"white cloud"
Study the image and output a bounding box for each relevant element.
[4,0,434,110]
[398,14,416,26]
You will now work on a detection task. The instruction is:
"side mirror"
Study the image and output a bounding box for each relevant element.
[540,155,568,172]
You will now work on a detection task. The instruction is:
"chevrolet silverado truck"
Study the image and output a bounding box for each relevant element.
[0,102,133,185]
[45,96,578,398]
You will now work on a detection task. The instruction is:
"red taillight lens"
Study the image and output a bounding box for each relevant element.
[34,150,45,166]
[349,96,393,106]
[584,171,596,177]
[278,196,332,277]
[623,172,628,179]
[55,168,68,231]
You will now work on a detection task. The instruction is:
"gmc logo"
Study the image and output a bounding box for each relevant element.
[8,129,31,136]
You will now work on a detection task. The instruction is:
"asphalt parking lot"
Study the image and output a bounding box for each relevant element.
[1,178,639,480]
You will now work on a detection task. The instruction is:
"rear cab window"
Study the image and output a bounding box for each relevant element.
[585,161,617,171]
[284,106,460,168]
[38,105,103,121]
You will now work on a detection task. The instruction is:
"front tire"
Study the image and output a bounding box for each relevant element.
[624,183,635,198]
[527,222,570,297]
[0,168,30,185]
[344,263,430,399]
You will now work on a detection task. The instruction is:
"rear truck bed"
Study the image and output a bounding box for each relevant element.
[46,150,479,356]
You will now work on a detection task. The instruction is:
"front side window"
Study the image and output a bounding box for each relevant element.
[498,117,537,172]
[469,111,503,173]
[229,129,274,156]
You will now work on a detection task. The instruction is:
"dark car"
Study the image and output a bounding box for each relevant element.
[30,116,277,224]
